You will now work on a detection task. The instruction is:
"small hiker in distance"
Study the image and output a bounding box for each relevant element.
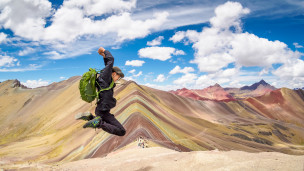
[76,47,126,136]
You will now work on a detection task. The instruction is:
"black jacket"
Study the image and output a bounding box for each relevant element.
[96,50,116,111]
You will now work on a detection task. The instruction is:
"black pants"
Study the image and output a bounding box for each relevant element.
[95,108,126,136]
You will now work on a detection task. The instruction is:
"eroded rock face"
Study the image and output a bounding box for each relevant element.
[11,79,21,88]
[10,79,28,89]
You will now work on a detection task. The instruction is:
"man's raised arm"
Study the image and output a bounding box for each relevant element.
[98,47,114,83]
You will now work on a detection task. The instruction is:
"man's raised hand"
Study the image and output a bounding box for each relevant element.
[98,47,106,58]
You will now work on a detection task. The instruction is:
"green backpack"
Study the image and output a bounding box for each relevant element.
[79,68,114,103]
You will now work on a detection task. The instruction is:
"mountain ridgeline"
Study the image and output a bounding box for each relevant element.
[170,79,277,101]
[0,77,304,166]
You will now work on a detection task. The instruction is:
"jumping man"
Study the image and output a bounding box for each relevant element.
[77,47,126,136]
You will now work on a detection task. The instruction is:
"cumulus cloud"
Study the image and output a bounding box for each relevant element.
[138,46,185,61]
[169,30,199,44]
[293,42,303,48]
[272,59,304,78]
[195,74,216,88]
[209,1,250,31]
[147,36,164,46]
[18,47,35,56]
[21,79,49,88]
[154,74,166,82]
[129,69,136,74]
[231,33,299,67]
[0,0,53,40]
[0,0,169,59]
[195,68,239,88]
[169,65,195,74]
[0,55,18,67]
[0,32,7,43]
[125,60,145,67]
[44,7,169,42]
[173,73,197,86]
[171,1,301,73]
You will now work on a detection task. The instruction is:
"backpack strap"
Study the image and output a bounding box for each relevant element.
[95,79,115,101]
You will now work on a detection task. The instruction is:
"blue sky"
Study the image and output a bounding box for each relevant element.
[0,0,303,90]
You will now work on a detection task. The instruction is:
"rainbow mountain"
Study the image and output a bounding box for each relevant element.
[0,77,304,168]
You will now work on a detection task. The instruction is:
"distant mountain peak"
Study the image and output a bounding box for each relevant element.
[241,79,275,91]
[176,88,189,91]
[213,83,221,87]
[258,79,267,85]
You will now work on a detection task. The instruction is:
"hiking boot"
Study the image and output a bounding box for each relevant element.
[83,116,102,129]
[75,112,94,121]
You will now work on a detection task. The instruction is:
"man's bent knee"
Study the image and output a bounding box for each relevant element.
[117,129,126,136]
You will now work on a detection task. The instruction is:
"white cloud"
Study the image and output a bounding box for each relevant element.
[0,55,18,67]
[129,69,136,74]
[293,42,303,48]
[171,1,301,73]
[173,73,197,86]
[169,65,195,74]
[170,31,185,43]
[0,0,52,41]
[169,30,199,44]
[144,83,183,91]
[138,46,185,61]
[147,36,164,46]
[44,6,169,42]
[0,63,42,72]
[195,75,217,88]
[64,0,136,16]
[272,59,304,78]
[133,71,142,77]
[173,50,185,55]
[44,51,64,60]
[21,79,49,88]
[0,0,169,59]
[123,76,136,81]
[125,60,145,67]
[18,47,35,56]
[0,32,7,43]
[60,76,66,80]
[127,69,142,79]
[209,1,250,31]
[259,68,269,76]
[231,33,299,67]
[112,12,169,42]
[154,74,165,82]
[195,68,239,88]
[216,67,238,78]
[272,77,304,89]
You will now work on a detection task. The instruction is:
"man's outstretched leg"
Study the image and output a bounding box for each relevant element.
[75,112,95,121]
[83,109,126,136]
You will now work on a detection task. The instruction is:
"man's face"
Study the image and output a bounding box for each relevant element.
[112,72,121,82]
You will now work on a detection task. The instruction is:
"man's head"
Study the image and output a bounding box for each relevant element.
[112,66,124,82]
